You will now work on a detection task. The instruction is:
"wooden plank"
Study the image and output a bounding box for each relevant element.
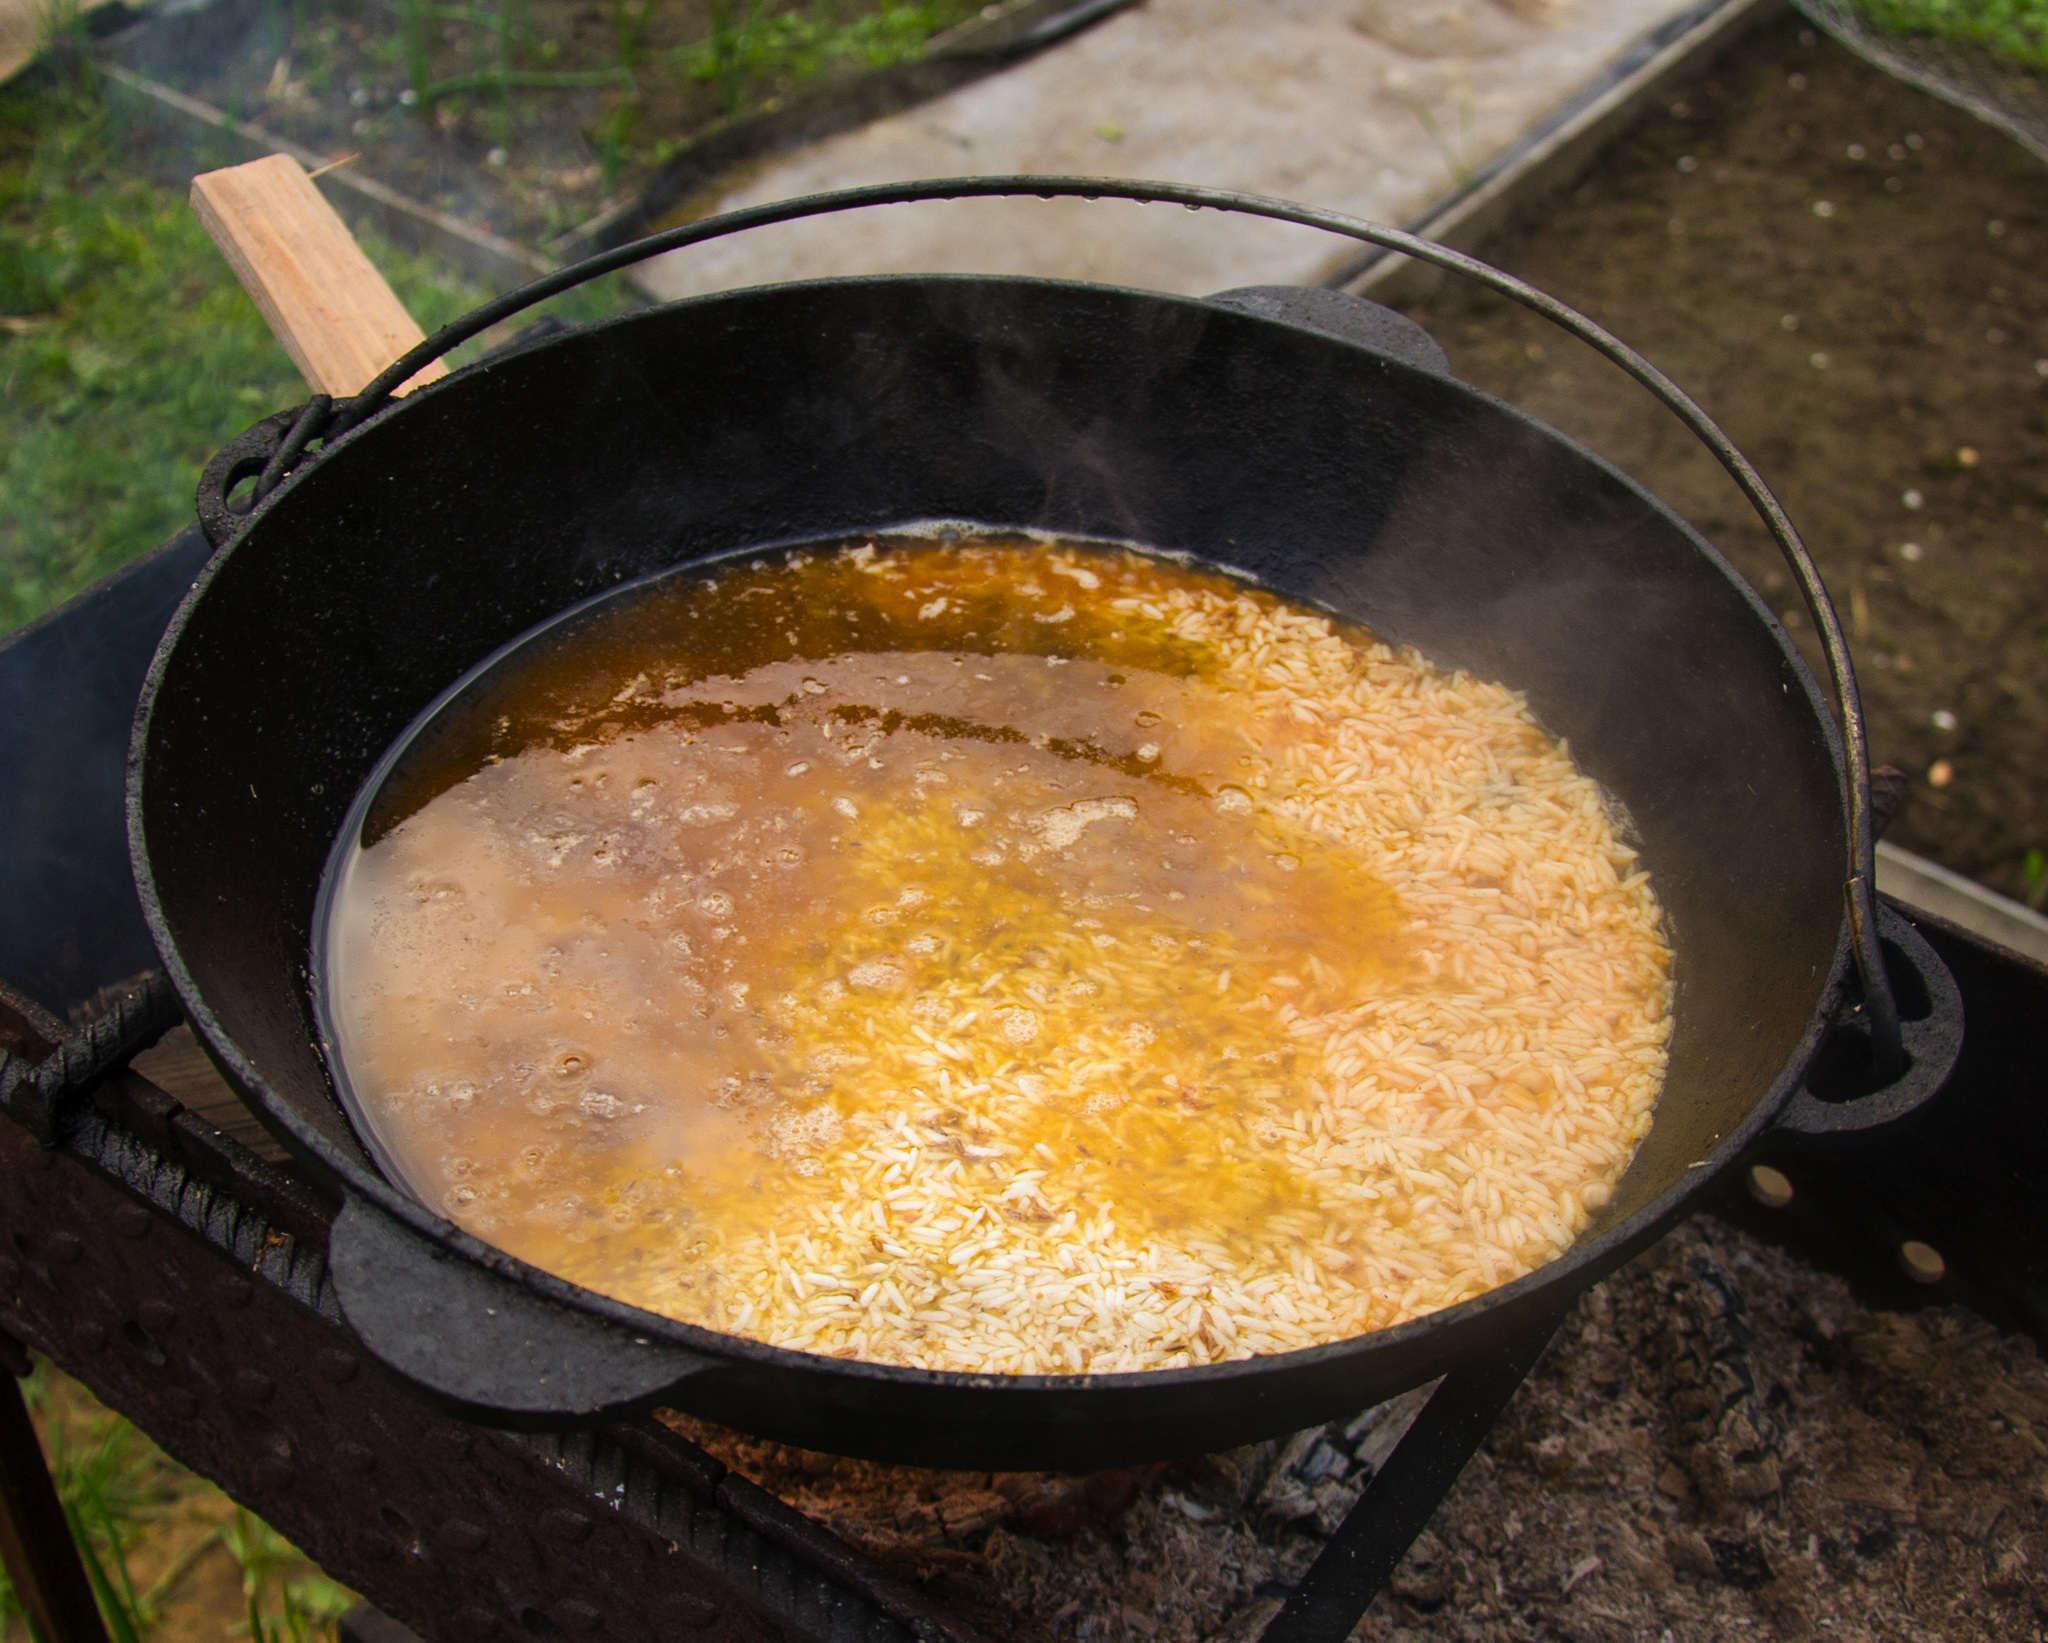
[190,152,448,398]
[128,1024,291,1163]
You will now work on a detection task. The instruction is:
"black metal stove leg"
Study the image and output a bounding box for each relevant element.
[0,1358,110,1643]
[1257,1307,1569,1643]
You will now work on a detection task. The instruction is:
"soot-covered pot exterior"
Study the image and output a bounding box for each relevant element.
[133,276,1851,1470]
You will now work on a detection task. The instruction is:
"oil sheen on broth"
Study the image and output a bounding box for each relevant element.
[325,534,1671,1373]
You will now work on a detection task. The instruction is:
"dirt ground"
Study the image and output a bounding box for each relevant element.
[1397,13,2048,904]
[668,1215,2048,1643]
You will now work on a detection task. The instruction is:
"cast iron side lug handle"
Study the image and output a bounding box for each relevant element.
[327,1197,715,1426]
[193,312,585,550]
[1775,903,1963,1138]
[1203,287,1453,378]
[195,402,337,552]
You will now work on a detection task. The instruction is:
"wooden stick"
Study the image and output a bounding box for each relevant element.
[190,153,448,398]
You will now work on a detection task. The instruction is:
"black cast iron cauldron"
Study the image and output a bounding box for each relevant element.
[131,180,1961,1471]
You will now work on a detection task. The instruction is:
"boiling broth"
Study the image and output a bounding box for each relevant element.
[323,534,1670,1372]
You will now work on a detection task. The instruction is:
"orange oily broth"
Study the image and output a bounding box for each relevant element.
[326,536,1672,1373]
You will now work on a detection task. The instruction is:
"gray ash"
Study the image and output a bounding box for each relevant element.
[668,1215,2048,1642]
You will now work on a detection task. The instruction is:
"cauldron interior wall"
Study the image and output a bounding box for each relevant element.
[135,277,1845,1462]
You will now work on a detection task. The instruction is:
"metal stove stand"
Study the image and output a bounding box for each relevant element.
[1,528,2043,1643]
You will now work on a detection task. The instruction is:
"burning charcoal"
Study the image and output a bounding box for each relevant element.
[937,1489,1012,1540]
[1346,1384,1435,1473]
[893,1498,942,1536]
[1159,1449,1253,1513]
[1260,1427,1326,1493]
[1256,1476,1322,1526]
[1295,1437,1351,1483]
[1642,1248,1787,1509]
[990,1474,1093,1536]
[1559,1553,1602,1595]
[1959,1493,2012,1543]
[1249,1424,1369,1531]
[986,1465,1169,1536]
[1083,1466,1168,1520]
[1756,1564,1819,1632]
[1624,1543,1675,1594]
[1159,1490,1217,1523]
[1307,1474,1368,1539]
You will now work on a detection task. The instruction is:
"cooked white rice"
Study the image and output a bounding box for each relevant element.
[331,543,1671,1375]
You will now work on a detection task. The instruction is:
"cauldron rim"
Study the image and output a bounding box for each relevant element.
[127,270,1870,1453]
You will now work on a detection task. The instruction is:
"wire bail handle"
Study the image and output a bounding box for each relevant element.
[265,175,1908,1081]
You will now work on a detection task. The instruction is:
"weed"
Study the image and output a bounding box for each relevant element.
[8,1359,168,1643]
[0,1361,203,1642]
[0,1361,358,1643]
[681,0,971,107]
[414,61,633,102]
[2024,846,2045,908]
[30,0,97,96]
[399,0,637,118]
[1405,95,1478,189]
[399,0,974,124]
[396,0,437,109]
[596,96,635,188]
[223,1510,354,1643]
[1855,0,2048,68]
[610,0,664,86]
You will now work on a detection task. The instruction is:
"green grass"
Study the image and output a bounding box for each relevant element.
[679,0,981,114]
[0,1357,355,1643]
[1853,0,2048,69]
[5,1356,191,1643]
[385,0,981,128]
[223,1508,355,1643]
[0,63,637,636]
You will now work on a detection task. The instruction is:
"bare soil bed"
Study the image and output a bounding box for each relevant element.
[1397,12,2048,905]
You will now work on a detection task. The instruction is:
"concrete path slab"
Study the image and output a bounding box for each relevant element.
[1878,842,2048,967]
[0,0,116,86]
[636,0,1719,304]
[0,0,50,85]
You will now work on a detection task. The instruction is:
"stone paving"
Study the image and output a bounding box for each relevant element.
[636,0,1728,303]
